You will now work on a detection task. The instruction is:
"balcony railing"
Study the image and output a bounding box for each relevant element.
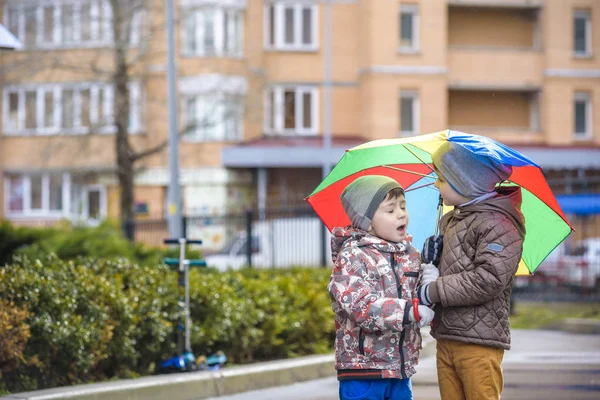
[448,47,543,89]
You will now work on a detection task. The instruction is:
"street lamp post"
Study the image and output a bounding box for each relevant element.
[322,0,333,180]
[321,0,333,267]
[165,0,183,238]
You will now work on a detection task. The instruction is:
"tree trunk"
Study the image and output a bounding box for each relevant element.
[112,1,135,230]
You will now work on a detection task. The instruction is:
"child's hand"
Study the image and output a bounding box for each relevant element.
[422,235,443,265]
[409,304,435,327]
[420,263,439,285]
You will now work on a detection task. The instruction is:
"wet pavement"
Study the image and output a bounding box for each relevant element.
[207,329,600,400]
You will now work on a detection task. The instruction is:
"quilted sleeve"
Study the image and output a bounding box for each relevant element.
[328,249,410,333]
[436,214,523,307]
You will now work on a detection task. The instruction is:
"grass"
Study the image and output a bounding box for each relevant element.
[510,300,600,330]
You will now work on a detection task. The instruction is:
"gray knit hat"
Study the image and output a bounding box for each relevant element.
[432,142,512,199]
[340,175,403,231]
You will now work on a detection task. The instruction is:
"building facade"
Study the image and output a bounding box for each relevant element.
[1,0,599,246]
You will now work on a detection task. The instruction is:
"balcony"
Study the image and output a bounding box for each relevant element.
[448,48,543,89]
[448,89,544,145]
[447,4,543,88]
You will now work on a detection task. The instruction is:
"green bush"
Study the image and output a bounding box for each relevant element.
[12,221,200,266]
[0,300,31,379]
[0,222,54,265]
[188,268,335,364]
[0,256,334,392]
[0,255,180,392]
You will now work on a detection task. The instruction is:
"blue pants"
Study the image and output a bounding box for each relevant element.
[339,378,412,400]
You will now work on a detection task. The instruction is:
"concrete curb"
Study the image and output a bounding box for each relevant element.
[1,329,436,400]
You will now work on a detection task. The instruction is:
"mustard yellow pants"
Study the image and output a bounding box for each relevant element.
[436,338,504,400]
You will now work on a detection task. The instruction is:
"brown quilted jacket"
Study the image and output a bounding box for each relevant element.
[428,186,525,350]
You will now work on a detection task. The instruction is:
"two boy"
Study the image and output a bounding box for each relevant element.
[329,142,524,400]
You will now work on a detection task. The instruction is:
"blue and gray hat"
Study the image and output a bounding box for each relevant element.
[432,142,512,199]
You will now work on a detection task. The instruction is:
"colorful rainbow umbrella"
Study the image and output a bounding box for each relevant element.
[306,129,573,275]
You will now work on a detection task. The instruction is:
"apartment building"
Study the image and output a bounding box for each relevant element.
[0,0,599,244]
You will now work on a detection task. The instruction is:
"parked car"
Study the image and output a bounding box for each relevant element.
[514,238,600,291]
[204,218,332,271]
[562,237,600,290]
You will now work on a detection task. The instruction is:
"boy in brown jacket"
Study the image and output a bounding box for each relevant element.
[417,142,526,400]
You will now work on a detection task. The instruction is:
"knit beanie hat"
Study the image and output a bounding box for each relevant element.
[432,142,512,199]
[340,175,403,231]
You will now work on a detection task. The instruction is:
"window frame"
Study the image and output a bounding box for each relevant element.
[181,92,245,142]
[181,7,244,58]
[2,82,143,136]
[264,2,319,51]
[574,91,592,140]
[399,4,419,54]
[4,173,108,222]
[265,85,319,136]
[2,0,145,50]
[573,9,592,58]
[399,91,420,137]
[4,173,70,218]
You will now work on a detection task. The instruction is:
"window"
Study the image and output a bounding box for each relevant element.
[574,92,592,139]
[265,2,318,51]
[3,83,142,135]
[399,91,419,136]
[82,186,107,221]
[4,173,107,221]
[266,86,318,135]
[399,4,419,53]
[181,93,244,142]
[182,8,244,57]
[7,176,24,212]
[5,174,65,215]
[574,10,592,57]
[3,0,142,49]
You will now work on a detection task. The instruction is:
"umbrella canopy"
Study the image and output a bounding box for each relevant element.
[306,129,573,275]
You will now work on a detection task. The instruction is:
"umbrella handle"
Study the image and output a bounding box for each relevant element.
[412,298,420,322]
[434,195,443,236]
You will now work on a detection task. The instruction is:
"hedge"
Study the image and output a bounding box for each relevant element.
[0,255,334,393]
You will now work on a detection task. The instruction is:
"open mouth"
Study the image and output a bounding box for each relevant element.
[397,224,406,234]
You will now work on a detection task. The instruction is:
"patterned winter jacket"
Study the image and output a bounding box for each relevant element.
[328,226,424,381]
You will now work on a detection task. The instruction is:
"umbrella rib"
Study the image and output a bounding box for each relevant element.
[405,182,435,192]
[401,143,436,174]
[382,165,436,179]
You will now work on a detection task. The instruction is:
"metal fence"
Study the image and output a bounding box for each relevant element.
[132,206,332,270]
[131,207,600,300]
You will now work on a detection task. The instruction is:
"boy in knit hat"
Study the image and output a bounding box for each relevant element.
[328,175,438,400]
[417,142,525,400]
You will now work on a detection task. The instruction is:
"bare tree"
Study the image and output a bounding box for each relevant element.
[0,0,255,229]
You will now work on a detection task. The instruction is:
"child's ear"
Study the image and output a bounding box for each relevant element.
[367,225,373,233]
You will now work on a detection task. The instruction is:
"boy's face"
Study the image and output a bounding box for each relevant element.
[368,192,409,243]
[433,166,471,206]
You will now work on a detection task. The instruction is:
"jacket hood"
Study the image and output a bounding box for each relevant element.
[330,226,412,264]
[459,186,526,237]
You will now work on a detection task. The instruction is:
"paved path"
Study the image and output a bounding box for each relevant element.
[206,329,600,400]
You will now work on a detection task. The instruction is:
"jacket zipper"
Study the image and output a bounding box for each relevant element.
[359,328,365,355]
[390,255,408,379]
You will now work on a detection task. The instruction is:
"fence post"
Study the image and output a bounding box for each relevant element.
[245,210,253,268]
[122,220,135,241]
[181,215,188,239]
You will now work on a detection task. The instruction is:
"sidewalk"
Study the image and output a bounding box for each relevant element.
[0,329,436,400]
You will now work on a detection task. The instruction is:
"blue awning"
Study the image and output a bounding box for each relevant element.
[556,194,600,215]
